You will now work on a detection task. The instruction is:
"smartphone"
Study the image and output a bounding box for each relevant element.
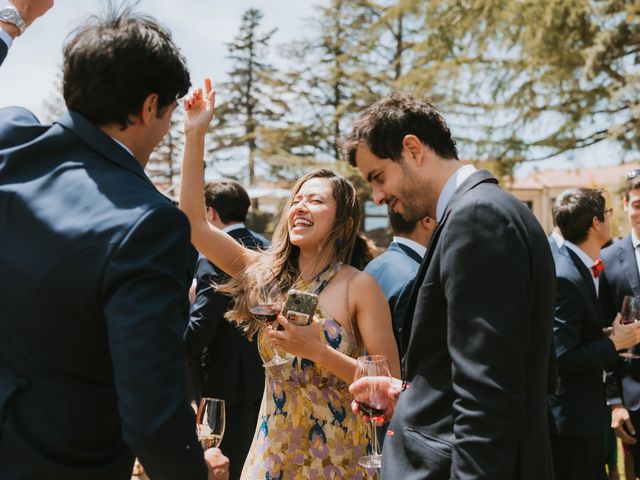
[284,290,318,326]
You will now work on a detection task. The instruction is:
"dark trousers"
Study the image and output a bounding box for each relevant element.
[550,431,606,480]
[627,408,640,477]
[221,401,261,480]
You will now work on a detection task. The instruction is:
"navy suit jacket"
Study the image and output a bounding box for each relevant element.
[184,227,268,406]
[0,38,7,66]
[364,241,421,360]
[549,246,618,436]
[600,235,640,410]
[383,170,556,479]
[0,109,206,480]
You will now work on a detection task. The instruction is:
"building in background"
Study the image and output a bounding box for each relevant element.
[505,162,640,237]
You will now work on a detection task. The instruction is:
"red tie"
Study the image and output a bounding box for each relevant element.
[591,258,605,278]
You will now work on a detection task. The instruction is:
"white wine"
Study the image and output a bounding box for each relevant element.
[199,434,222,450]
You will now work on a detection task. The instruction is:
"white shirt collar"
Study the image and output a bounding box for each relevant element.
[222,223,245,234]
[550,228,565,248]
[564,241,600,291]
[0,30,13,50]
[435,164,477,222]
[110,137,134,157]
[632,228,640,249]
[392,236,426,258]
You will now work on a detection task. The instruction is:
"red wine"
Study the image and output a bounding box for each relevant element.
[356,401,385,417]
[249,304,280,324]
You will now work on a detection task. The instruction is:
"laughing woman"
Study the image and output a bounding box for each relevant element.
[179,81,400,479]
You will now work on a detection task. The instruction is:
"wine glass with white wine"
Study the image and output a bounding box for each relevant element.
[196,397,225,450]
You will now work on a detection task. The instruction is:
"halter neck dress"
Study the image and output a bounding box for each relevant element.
[241,262,373,479]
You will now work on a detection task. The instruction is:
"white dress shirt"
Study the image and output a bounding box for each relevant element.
[632,228,640,281]
[393,236,426,259]
[564,241,600,295]
[435,164,477,222]
[0,29,13,50]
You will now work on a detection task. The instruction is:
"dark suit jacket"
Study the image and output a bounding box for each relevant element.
[0,109,206,480]
[548,246,618,436]
[382,170,556,480]
[600,235,640,410]
[364,241,422,360]
[0,37,7,66]
[184,227,267,406]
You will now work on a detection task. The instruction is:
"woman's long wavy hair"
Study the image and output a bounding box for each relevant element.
[218,169,360,339]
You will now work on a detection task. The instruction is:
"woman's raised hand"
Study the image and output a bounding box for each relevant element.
[184,78,216,136]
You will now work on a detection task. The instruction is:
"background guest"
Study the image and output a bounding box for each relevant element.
[549,188,640,480]
[184,179,268,480]
[601,170,640,478]
[364,209,434,360]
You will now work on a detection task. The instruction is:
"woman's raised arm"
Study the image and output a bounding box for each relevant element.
[179,79,259,277]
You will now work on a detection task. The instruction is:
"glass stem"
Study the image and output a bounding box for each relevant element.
[370,419,379,457]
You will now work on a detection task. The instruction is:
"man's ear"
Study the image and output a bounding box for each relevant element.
[140,93,159,126]
[402,135,424,166]
[206,206,217,223]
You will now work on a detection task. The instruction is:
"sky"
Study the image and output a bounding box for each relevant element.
[0,0,314,116]
[0,0,633,178]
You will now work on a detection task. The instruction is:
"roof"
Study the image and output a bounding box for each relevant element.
[506,162,640,190]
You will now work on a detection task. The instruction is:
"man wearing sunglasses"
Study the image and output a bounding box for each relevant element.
[600,168,640,477]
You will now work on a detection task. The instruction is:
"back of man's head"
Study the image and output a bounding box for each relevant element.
[204,179,251,225]
[62,6,190,128]
[554,188,605,244]
[388,209,417,236]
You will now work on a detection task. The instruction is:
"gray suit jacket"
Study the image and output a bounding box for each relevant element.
[382,170,556,480]
[600,235,640,410]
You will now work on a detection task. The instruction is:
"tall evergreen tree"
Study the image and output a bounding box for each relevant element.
[207,8,286,189]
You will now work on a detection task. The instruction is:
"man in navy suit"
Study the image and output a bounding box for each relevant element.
[601,170,640,476]
[364,209,433,360]
[548,188,640,479]
[0,0,52,65]
[345,91,556,479]
[0,8,227,480]
[184,179,268,480]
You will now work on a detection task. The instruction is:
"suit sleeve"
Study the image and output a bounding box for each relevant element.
[0,30,10,66]
[554,275,618,376]
[441,201,546,479]
[102,205,207,480]
[599,270,624,402]
[184,259,229,356]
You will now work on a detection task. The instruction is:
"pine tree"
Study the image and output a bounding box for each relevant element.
[206,8,286,191]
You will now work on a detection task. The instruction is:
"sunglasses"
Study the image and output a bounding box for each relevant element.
[628,169,640,181]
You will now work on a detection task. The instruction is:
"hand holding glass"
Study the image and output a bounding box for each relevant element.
[620,295,640,359]
[196,397,225,450]
[353,355,391,469]
[249,272,293,367]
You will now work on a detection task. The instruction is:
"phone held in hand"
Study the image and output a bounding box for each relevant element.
[284,290,318,326]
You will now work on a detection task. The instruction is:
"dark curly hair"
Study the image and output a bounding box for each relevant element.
[342,90,458,166]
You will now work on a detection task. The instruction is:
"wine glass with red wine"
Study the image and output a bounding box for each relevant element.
[620,295,640,359]
[196,397,225,451]
[353,354,392,469]
[249,271,292,367]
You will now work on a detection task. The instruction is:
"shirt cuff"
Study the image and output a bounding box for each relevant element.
[0,28,13,49]
[607,398,623,406]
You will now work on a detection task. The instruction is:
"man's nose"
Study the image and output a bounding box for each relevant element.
[372,188,386,206]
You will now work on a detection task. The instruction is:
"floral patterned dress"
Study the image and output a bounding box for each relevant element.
[241,263,372,479]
